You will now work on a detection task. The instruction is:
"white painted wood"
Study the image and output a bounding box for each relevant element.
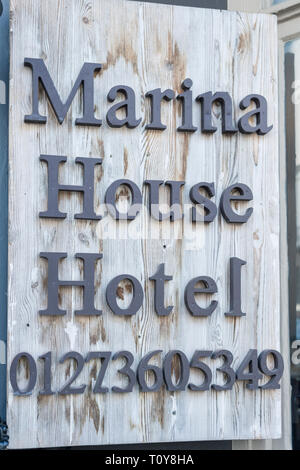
[7,0,280,449]
[234,37,293,452]
[229,0,296,451]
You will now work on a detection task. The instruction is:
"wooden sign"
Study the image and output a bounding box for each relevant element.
[7,0,280,449]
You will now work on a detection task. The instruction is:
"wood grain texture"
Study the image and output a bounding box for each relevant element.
[7,0,279,449]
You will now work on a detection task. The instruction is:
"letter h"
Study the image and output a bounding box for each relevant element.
[40,155,102,219]
[40,252,102,316]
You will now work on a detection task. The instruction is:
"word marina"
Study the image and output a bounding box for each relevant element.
[25,58,272,135]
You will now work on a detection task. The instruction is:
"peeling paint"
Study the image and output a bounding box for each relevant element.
[65,321,78,350]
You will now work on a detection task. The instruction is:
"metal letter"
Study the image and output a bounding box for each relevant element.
[211,350,235,391]
[10,353,37,396]
[85,352,112,394]
[177,79,197,132]
[105,179,142,220]
[220,183,253,223]
[189,182,217,223]
[225,257,246,317]
[107,85,141,128]
[145,88,175,130]
[58,352,86,395]
[149,264,173,316]
[40,155,102,220]
[111,351,136,393]
[188,351,212,392]
[144,180,185,221]
[196,91,237,134]
[39,352,55,396]
[258,350,284,390]
[106,275,144,316]
[163,350,190,392]
[137,350,163,392]
[238,94,273,135]
[235,349,262,390]
[39,252,102,316]
[24,58,102,126]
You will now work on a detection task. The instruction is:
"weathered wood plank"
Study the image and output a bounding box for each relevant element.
[7,0,279,448]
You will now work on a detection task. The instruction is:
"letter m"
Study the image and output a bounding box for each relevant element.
[24,58,102,126]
